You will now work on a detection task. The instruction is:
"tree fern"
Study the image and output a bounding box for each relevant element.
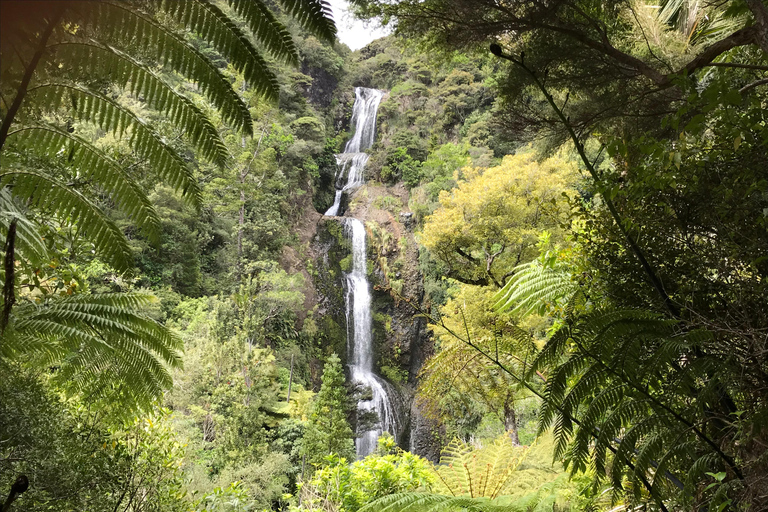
[1,0,337,267]
[0,0,336,414]
[0,189,47,264]
[0,169,133,272]
[360,493,516,512]
[492,258,577,316]
[2,292,182,415]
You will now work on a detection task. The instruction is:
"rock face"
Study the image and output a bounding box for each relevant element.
[297,86,436,458]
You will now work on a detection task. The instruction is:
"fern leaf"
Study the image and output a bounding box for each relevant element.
[226,0,299,64]
[0,188,48,263]
[25,83,201,205]
[275,0,337,43]
[162,0,281,96]
[6,126,162,244]
[45,41,228,166]
[5,292,182,414]
[0,169,133,271]
[69,1,254,131]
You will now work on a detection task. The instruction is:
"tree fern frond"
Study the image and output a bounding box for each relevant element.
[276,0,337,42]
[0,169,133,271]
[161,0,281,96]
[5,292,182,414]
[6,126,161,244]
[226,0,299,64]
[360,492,517,512]
[0,188,48,263]
[67,0,254,132]
[492,260,577,315]
[25,83,201,204]
[46,41,228,166]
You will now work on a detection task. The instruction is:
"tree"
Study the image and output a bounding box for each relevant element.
[349,0,768,143]
[0,0,334,269]
[420,152,575,287]
[302,353,356,467]
[419,285,539,445]
[0,0,335,411]
[296,434,434,512]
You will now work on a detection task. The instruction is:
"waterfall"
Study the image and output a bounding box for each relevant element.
[344,219,400,457]
[324,88,384,217]
[325,87,399,458]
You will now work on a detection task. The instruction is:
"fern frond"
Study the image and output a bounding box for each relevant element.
[25,83,201,204]
[275,0,337,43]
[68,0,253,132]
[6,126,161,244]
[360,492,516,512]
[492,260,577,316]
[0,188,48,263]
[5,292,182,414]
[161,0,280,96]
[45,41,228,166]
[226,0,299,64]
[0,169,133,271]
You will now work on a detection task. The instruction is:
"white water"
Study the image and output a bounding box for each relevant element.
[344,219,400,457]
[324,88,384,216]
[325,87,399,458]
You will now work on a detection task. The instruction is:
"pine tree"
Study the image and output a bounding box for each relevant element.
[303,353,355,466]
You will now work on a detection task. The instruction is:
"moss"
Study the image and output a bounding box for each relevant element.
[339,254,352,272]
[373,312,393,334]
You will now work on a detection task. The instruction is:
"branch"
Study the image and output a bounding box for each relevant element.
[490,44,680,318]
[739,77,768,94]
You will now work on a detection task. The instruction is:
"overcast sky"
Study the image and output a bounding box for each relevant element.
[328,0,390,50]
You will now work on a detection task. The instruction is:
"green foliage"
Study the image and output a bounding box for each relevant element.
[0,367,187,512]
[420,151,576,287]
[3,292,182,415]
[297,434,434,512]
[302,353,356,467]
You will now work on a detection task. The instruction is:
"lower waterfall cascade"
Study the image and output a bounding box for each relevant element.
[324,87,401,458]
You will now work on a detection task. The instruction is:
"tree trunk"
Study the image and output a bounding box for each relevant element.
[503,402,520,446]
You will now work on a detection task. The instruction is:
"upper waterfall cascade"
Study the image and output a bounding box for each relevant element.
[325,88,384,217]
[324,87,399,458]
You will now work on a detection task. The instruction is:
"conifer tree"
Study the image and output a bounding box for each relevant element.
[303,353,355,466]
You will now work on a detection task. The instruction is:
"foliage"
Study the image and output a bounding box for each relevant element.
[2,291,182,415]
[296,434,434,512]
[0,367,187,512]
[419,285,538,443]
[356,433,590,512]
[420,151,576,287]
[0,0,332,269]
[302,353,356,467]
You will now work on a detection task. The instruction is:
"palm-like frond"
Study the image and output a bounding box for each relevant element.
[228,0,300,64]
[276,0,337,43]
[25,82,201,200]
[492,259,577,316]
[65,0,255,130]
[360,493,516,512]
[530,308,730,504]
[0,189,48,264]
[161,0,280,97]
[6,126,162,245]
[3,292,182,414]
[0,169,133,271]
[44,41,229,166]
[434,437,528,499]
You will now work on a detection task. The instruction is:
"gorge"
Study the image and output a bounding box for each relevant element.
[323,87,401,458]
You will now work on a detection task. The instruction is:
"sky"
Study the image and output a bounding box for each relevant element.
[327,0,390,50]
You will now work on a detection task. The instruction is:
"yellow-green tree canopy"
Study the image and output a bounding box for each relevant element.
[420,152,577,287]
